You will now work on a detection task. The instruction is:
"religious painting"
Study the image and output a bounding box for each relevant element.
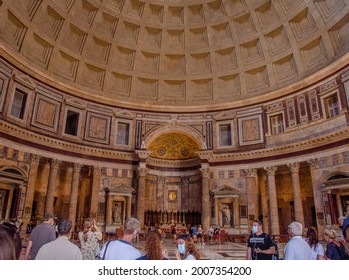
[112,201,123,224]
[168,190,177,202]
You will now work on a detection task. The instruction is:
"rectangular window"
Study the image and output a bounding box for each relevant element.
[10,89,27,119]
[324,94,340,118]
[64,110,80,136]
[270,114,284,135]
[219,123,232,146]
[116,122,130,145]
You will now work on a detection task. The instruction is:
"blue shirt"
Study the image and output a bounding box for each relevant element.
[191,227,197,235]
[100,239,141,260]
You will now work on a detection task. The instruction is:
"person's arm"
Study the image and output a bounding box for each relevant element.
[93,219,103,240]
[25,240,32,260]
[258,246,275,254]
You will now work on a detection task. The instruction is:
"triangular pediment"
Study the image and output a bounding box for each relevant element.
[14,74,36,90]
[110,184,135,194]
[212,184,239,195]
[114,110,134,119]
[214,110,234,120]
[65,98,86,109]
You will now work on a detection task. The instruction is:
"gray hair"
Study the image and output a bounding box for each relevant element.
[289,221,303,236]
[124,217,140,235]
[57,219,72,235]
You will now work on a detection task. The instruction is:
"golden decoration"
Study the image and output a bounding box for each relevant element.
[148,133,200,160]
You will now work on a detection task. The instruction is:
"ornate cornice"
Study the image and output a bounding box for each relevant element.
[0,119,136,162]
[208,126,349,164]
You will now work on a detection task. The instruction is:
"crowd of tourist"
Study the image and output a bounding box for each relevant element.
[0,213,348,260]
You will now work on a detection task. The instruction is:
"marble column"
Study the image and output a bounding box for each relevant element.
[336,193,343,218]
[244,168,258,221]
[45,159,61,214]
[234,198,240,227]
[127,195,132,218]
[90,166,101,219]
[307,159,325,239]
[68,163,82,228]
[264,166,280,235]
[214,198,219,226]
[200,167,210,231]
[136,167,147,225]
[287,162,305,226]
[23,154,40,227]
[157,176,165,211]
[259,173,270,232]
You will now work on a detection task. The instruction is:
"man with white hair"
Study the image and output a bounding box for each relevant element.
[284,221,312,260]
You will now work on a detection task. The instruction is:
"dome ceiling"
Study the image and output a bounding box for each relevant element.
[0,0,349,111]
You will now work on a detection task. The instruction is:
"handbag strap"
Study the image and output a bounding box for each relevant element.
[101,241,111,260]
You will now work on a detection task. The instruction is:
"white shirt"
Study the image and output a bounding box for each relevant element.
[310,243,324,260]
[284,236,312,260]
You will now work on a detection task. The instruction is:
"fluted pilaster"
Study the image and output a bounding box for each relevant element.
[68,163,82,228]
[45,159,61,214]
[287,162,305,226]
[244,168,258,221]
[264,166,279,235]
[23,154,41,226]
[200,167,210,232]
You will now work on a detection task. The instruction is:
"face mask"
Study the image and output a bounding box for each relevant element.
[178,243,186,254]
[252,225,258,234]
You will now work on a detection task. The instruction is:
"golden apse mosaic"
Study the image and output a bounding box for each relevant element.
[148,133,200,160]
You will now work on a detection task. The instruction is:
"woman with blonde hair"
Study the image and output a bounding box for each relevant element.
[324,229,349,260]
[175,234,200,260]
[78,219,103,260]
[137,230,168,260]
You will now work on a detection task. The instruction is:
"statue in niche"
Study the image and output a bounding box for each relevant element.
[112,202,122,224]
[222,205,232,227]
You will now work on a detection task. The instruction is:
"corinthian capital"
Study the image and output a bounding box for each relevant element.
[50,159,61,169]
[137,167,147,177]
[200,168,210,178]
[264,166,277,176]
[73,163,82,173]
[307,159,319,169]
[287,162,300,173]
[93,166,101,175]
[157,176,165,184]
[243,168,257,177]
[30,154,41,164]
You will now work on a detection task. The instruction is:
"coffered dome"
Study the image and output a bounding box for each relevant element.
[0,0,349,111]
